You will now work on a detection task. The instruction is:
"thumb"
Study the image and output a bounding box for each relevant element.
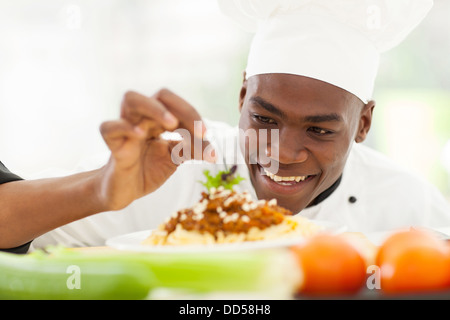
[100,119,146,163]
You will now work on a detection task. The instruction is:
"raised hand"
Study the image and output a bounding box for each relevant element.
[97,89,215,210]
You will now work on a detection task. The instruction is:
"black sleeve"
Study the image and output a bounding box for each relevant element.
[0,161,32,254]
[0,241,32,254]
[0,161,23,184]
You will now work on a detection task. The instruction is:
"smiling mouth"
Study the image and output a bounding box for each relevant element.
[261,167,316,185]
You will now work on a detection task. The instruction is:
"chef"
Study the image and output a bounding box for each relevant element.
[3,0,449,251]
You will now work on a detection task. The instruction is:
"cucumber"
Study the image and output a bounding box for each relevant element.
[0,249,155,300]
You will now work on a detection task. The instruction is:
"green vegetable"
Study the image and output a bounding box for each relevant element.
[133,250,301,297]
[0,247,301,299]
[0,248,155,300]
[200,165,245,191]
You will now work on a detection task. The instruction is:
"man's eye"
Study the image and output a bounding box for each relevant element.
[308,127,332,135]
[252,115,276,125]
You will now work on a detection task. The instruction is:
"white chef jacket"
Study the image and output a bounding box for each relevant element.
[31,120,450,249]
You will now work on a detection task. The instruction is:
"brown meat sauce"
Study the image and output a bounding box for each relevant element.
[164,189,293,238]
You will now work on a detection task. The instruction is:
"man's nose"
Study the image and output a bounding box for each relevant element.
[265,129,308,165]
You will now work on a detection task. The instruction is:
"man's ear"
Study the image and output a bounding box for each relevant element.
[355,100,375,143]
[239,71,247,113]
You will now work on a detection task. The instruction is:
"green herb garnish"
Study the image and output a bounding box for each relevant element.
[200,165,244,191]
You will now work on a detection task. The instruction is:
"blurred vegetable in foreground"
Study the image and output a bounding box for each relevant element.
[376,229,450,294]
[0,248,154,300]
[0,246,301,299]
[290,234,367,296]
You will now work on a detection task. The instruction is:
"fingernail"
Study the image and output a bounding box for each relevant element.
[163,112,178,127]
[205,149,216,163]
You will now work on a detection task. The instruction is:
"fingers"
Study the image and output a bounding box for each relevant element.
[99,119,145,153]
[167,140,186,166]
[119,88,216,163]
[121,90,179,130]
[164,133,216,164]
[152,88,206,139]
[154,89,216,162]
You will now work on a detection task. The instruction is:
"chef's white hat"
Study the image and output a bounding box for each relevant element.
[218,0,433,103]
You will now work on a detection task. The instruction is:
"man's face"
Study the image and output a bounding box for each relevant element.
[238,73,374,213]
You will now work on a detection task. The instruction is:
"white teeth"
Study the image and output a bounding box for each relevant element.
[263,168,308,183]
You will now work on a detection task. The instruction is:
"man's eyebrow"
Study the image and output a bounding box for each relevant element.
[249,96,286,119]
[304,113,342,123]
[250,96,342,123]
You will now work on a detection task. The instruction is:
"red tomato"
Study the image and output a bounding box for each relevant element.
[376,229,450,294]
[290,234,366,295]
[447,243,450,286]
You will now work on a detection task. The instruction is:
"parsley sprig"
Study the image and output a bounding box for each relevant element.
[200,165,244,191]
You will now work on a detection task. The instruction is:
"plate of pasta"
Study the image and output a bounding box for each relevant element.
[106,220,345,253]
[106,167,346,252]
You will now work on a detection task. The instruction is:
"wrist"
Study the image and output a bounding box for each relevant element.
[91,161,137,212]
[91,165,117,212]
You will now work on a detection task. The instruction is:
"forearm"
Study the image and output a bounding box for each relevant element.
[0,169,108,249]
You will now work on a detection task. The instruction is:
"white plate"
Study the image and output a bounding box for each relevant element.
[105,220,347,253]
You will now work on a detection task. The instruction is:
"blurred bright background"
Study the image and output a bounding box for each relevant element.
[0,0,449,203]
